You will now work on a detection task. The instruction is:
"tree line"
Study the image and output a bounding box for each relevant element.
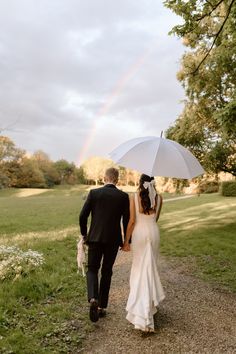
[0,136,141,189]
[0,136,85,188]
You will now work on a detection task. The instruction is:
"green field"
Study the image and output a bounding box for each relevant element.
[0,187,235,353]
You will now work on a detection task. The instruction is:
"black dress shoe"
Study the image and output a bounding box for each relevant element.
[89,299,99,322]
[98,308,106,318]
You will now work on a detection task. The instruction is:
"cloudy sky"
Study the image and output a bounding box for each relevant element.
[0,0,185,166]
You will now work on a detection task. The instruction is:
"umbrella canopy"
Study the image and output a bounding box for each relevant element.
[109,136,204,179]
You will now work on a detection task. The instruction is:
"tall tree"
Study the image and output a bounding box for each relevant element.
[13,158,46,188]
[164,0,236,176]
[82,157,113,185]
[0,136,25,188]
[0,136,24,163]
[33,151,60,187]
[54,159,77,184]
[75,166,86,184]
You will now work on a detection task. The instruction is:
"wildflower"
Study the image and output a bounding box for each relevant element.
[0,245,44,281]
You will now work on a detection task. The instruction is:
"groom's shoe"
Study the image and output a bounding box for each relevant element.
[89,298,99,322]
[98,308,106,318]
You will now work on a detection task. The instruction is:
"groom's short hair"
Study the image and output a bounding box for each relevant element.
[105,167,119,184]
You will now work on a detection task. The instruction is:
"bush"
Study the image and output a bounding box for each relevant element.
[221,181,236,196]
[199,180,219,194]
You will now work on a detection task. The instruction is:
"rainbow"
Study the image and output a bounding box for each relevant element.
[77,43,156,166]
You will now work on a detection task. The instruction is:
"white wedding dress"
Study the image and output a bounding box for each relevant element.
[126,193,165,331]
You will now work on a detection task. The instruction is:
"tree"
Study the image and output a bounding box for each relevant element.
[164,0,236,176]
[14,158,46,188]
[54,159,77,184]
[0,136,24,163]
[0,136,25,188]
[75,166,86,184]
[33,151,60,187]
[117,166,127,185]
[124,169,140,186]
[82,157,114,185]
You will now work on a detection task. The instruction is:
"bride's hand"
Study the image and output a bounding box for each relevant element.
[122,242,130,252]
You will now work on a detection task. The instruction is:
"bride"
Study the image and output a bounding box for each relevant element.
[122,174,165,332]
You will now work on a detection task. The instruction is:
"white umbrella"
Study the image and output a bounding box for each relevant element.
[109,136,204,179]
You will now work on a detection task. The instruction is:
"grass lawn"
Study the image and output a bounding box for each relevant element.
[0,187,235,352]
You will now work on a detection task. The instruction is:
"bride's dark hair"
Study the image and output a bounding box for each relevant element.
[138,174,155,214]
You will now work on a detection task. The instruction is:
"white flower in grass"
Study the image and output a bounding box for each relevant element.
[0,245,44,281]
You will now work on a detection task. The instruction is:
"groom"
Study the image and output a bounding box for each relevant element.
[79,167,130,322]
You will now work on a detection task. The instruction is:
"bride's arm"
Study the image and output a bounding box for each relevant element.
[156,195,163,222]
[122,195,135,250]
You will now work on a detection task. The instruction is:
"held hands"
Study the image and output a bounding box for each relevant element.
[82,235,88,246]
[121,241,130,252]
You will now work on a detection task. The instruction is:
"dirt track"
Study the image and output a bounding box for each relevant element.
[80,251,236,354]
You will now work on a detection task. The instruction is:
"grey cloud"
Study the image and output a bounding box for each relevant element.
[0,0,185,163]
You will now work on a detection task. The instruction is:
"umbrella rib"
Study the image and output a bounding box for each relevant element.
[150,139,161,176]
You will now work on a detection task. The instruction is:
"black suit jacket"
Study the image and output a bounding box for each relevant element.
[79,184,130,246]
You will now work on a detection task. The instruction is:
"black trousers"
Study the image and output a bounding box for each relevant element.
[87,242,119,309]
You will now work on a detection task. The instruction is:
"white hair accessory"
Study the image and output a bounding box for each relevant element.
[143,180,157,208]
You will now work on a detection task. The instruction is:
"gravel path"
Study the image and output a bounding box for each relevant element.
[80,252,236,354]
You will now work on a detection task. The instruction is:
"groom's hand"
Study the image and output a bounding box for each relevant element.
[82,235,88,245]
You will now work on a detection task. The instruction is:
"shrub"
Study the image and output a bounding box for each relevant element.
[221,181,236,196]
[199,180,219,194]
